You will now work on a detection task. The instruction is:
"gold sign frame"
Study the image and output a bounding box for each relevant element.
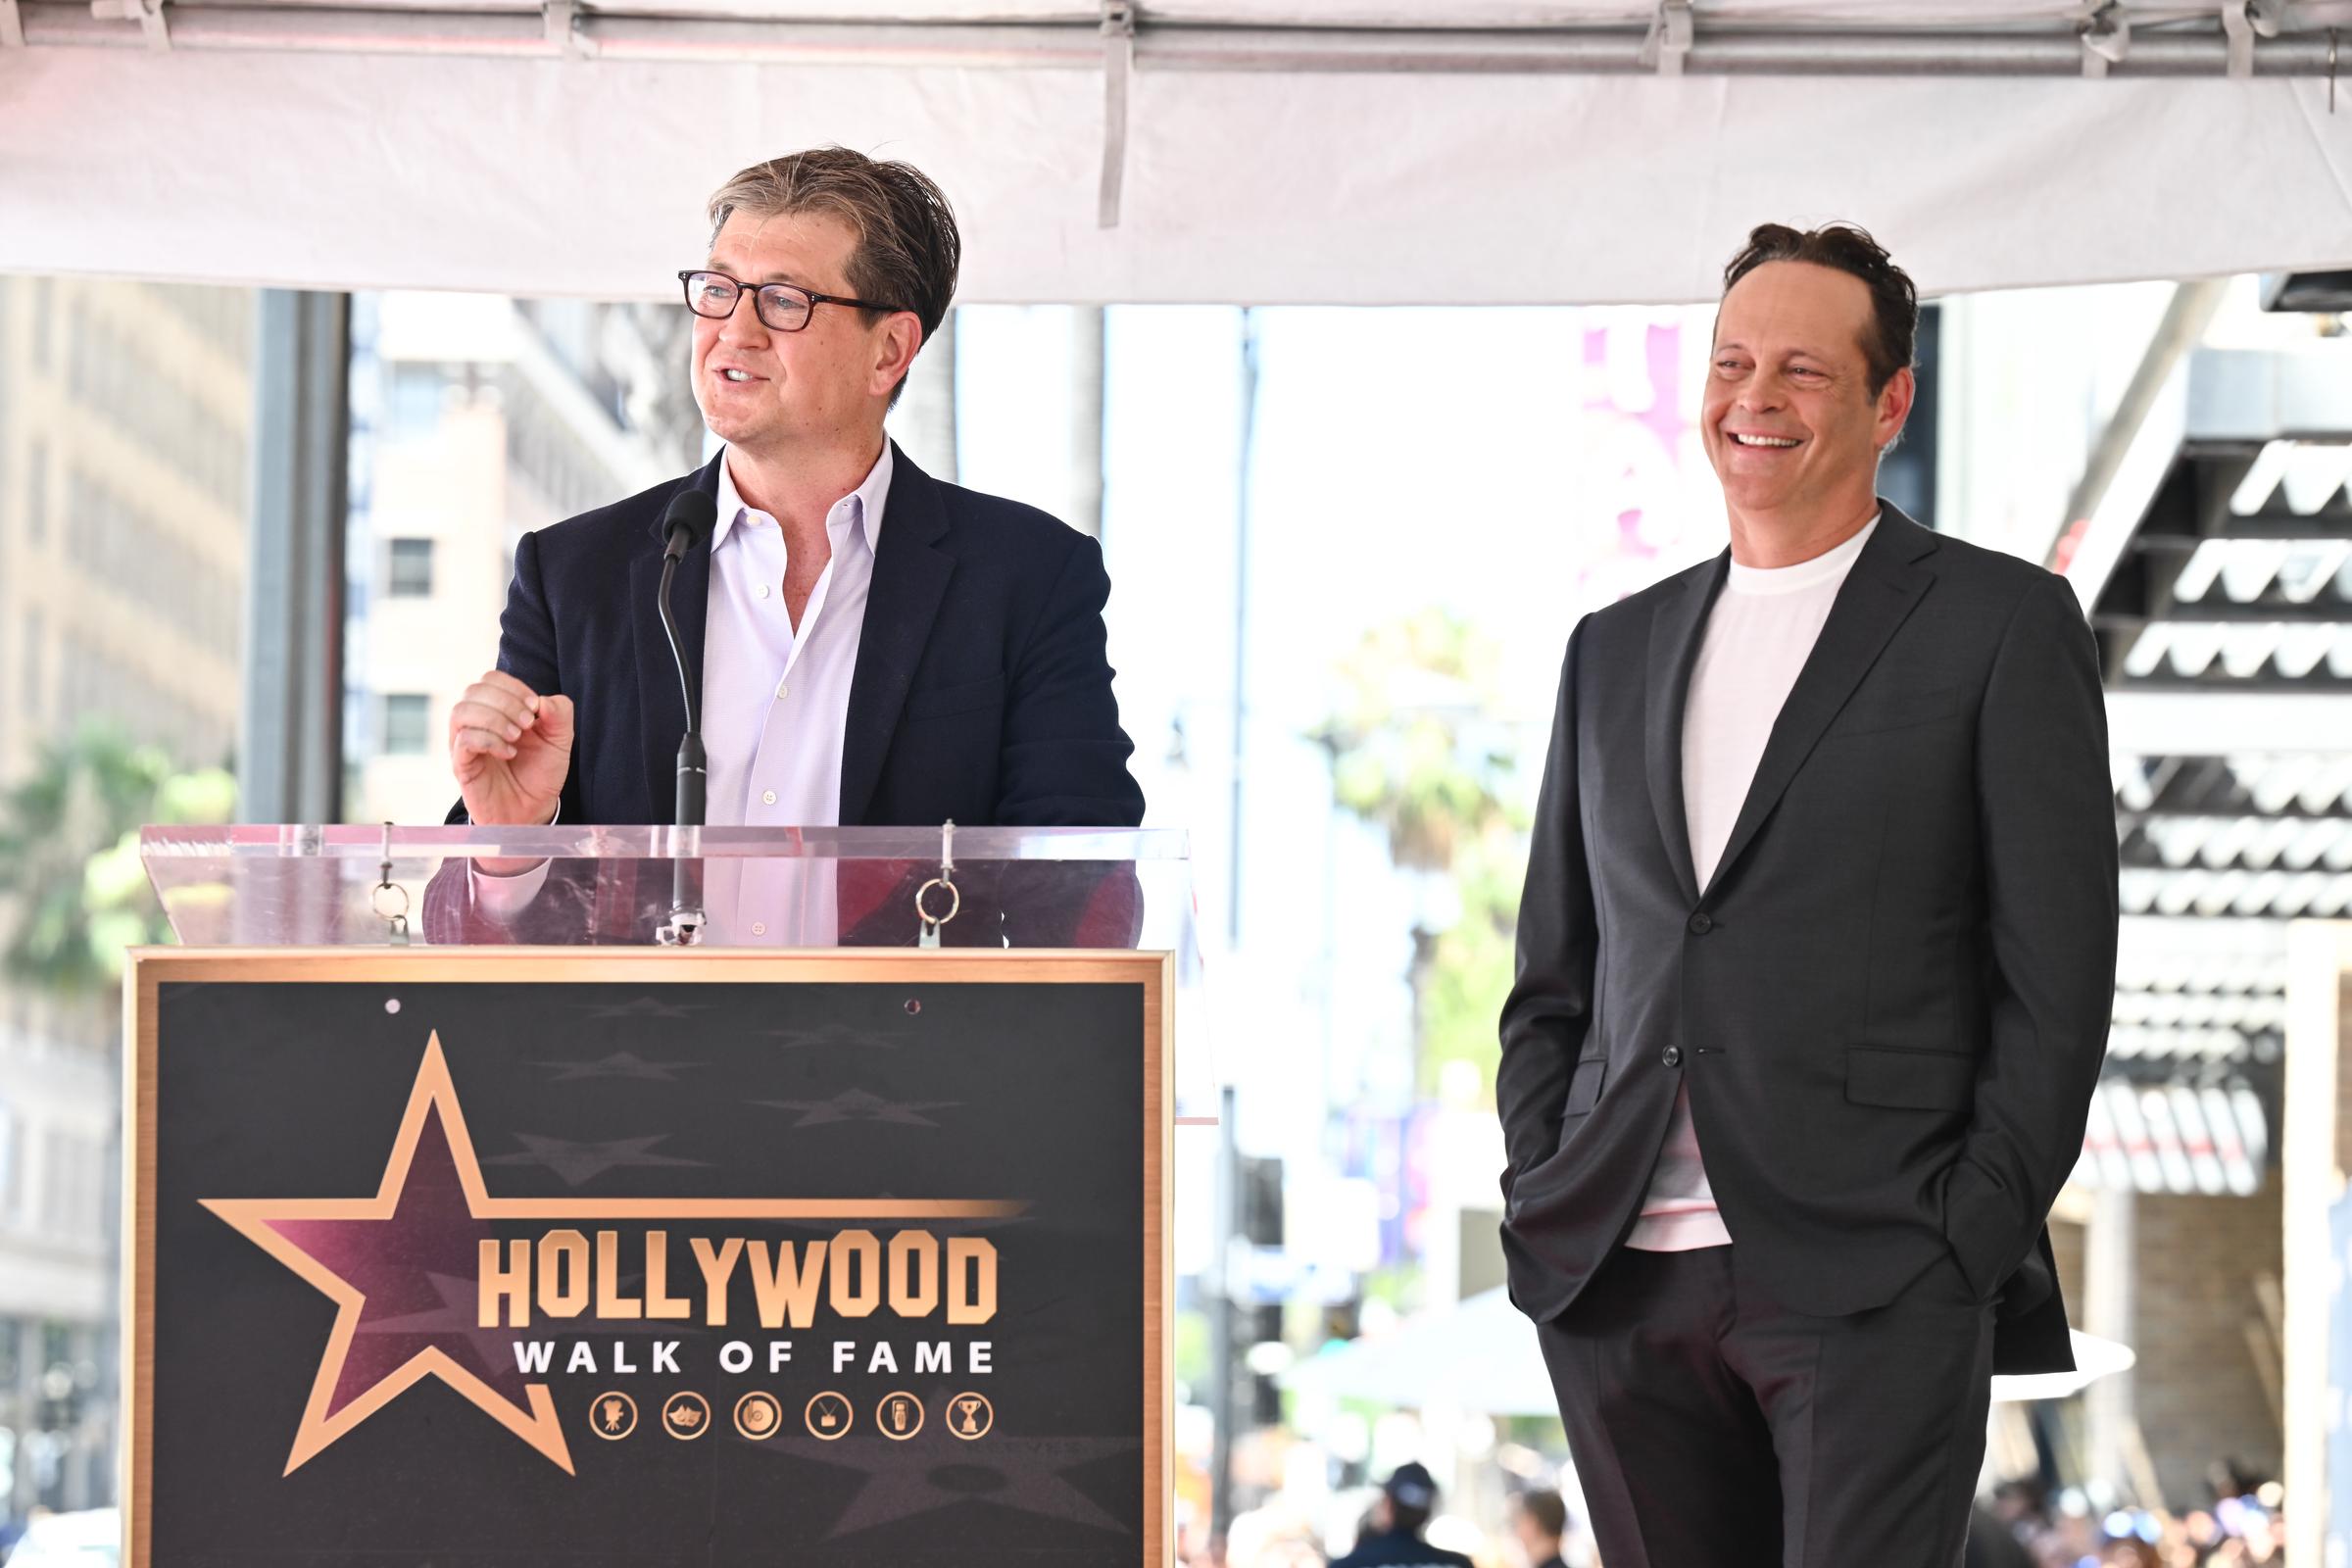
[122,947,1174,1568]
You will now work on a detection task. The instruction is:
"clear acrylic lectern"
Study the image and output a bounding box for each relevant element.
[140,823,1205,1104]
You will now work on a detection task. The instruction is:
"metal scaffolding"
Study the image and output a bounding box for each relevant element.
[7,3,2350,75]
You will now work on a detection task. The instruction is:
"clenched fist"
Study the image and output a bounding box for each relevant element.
[449,670,574,826]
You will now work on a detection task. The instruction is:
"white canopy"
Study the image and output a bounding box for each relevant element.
[5,2,2352,302]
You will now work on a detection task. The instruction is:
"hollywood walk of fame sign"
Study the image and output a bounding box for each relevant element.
[126,949,1170,1568]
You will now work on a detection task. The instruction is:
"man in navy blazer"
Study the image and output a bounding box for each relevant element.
[449,439,1142,832]
[432,149,1142,943]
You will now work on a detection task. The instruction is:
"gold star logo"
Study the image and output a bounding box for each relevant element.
[204,1034,1020,1478]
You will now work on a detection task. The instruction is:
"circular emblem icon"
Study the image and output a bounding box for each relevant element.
[734,1392,783,1441]
[876,1392,925,1441]
[662,1391,712,1440]
[805,1391,854,1440]
[946,1392,994,1441]
[588,1391,638,1441]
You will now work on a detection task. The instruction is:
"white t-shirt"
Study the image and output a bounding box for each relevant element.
[1625,515,1879,1252]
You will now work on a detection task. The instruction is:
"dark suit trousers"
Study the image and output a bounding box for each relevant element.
[1536,1246,1993,1568]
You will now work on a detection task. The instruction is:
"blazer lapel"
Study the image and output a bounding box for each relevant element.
[839,444,955,826]
[1704,505,1941,897]
[633,454,722,822]
[1644,555,1728,908]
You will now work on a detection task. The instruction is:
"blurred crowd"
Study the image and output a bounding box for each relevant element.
[1188,1464,2291,1568]
[1969,1475,2289,1568]
[1196,1465,1586,1568]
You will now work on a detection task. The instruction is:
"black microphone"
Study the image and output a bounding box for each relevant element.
[655,488,715,944]
[662,487,716,564]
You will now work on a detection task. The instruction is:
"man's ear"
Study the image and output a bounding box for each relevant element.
[1874,364,1917,452]
[872,314,925,400]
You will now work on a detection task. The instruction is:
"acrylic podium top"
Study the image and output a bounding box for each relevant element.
[139,824,1193,954]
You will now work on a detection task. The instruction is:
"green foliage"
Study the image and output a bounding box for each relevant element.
[1358,1258,1424,1317]
[1312,610,1517,873]
[1314,610,1524,1106]
[1415,852,1521,1105]
[0,723,236,1002]
[1173,1306,1212,1392]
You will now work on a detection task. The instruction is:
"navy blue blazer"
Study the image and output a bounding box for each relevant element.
[451,444,1145,829]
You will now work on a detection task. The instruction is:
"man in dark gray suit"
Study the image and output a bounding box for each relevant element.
[1496,222,2117,1566]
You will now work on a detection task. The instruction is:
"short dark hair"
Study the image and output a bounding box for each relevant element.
[707,148,961,400]
[1513,1489,1568,1540]
[1720,221,1917,398]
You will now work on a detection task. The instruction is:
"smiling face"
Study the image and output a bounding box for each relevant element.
[690,208,921,460]
[1703,260,1912,543]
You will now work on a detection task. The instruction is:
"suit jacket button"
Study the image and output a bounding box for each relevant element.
[1688,911,1713,935]
[1662,1046,1683,1068]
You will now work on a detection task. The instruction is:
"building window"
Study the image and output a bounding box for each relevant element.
[385,538,434,598]
[24,440,44,546]
[21,610,42,720]
[389,365,445,437]
[380,693,432,756]
[31,277,53,371]
[40,1129,67,1239]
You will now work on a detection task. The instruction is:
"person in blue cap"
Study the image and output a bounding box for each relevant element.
[1330,1462,1474,1568]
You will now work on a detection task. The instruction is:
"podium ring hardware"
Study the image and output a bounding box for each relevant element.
[916,878,960,927]
[373,820,411,944]
[918,818,958,946]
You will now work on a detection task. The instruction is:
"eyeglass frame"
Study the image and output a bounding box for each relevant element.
[676,269,906,334]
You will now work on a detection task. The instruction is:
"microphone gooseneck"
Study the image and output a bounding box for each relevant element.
[655,487,717,945]
[657,488,717,752]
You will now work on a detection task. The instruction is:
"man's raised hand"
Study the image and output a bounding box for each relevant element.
[450,670,572,826]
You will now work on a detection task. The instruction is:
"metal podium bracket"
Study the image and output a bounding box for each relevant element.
[657,823,706,947]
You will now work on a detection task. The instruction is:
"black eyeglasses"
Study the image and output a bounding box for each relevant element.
[677,270,902,333]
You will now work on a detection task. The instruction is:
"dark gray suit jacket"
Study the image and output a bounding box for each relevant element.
[1496,506,2117,1375]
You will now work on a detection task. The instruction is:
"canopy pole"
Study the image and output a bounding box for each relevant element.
[1098,0,1132,230]
[11,8,2350,76]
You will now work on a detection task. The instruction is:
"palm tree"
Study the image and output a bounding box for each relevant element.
[0,724,231,1525]
[1312,610,1521,1100]
[0,723,235,1003]
[1313,609,1516,871]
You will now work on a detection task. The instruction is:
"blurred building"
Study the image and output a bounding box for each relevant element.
[2057,276,2352,1513]
[0,275,256,1523]
[342,294,685,825]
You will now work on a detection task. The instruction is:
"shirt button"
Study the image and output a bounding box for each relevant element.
[760,790,776,806]
[774,680,788,701]
[752,921,767,937]
[1688,911,1713,935]
[1662,1046,1683,1068]
[756,583,771,600]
